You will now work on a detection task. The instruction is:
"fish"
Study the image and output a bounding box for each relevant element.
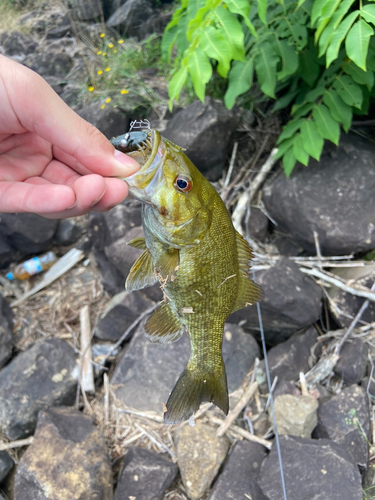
[112,128,263,424]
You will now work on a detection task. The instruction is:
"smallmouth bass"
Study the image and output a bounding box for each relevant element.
[111,129,263,424]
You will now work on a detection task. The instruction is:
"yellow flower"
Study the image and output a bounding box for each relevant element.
[113,49,118,53]
[108,43,114,48]
[97,70,103,75]
[121,89,129,94]
[118,39,124,44]
[105,97,111,103]
[97,50,102,55]
[101,104,105,109]
[102,52,107,56]
[100,33,105,38]
[105,67,111,72]
[88,86,94,92]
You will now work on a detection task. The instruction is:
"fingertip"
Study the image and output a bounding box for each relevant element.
[113,149,141,177]
[89,178,129,212]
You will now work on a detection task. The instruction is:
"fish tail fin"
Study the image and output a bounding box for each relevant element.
[164,360,228,424]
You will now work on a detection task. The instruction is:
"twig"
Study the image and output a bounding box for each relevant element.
[104,372,109,425]
[232,148,279,235]
[0,437,34,451]
[305,353,339,386]
[211,416,272,449]
[313,231,322,271]
[80,305,95,393]
[299,372,308,396]
[115,407,163,423]
[217,381,258,437]
[134,422,175,458]
[223,141,238,190]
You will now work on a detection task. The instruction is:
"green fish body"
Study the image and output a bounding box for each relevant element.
[114,129,263,424]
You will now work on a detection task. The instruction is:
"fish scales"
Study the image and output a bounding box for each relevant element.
[112,129,263,424]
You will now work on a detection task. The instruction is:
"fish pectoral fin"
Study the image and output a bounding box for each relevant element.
[155,248,180,279]
[125,249,157,291]
[231,273,264,313]
[144,301,184,344]
[164,361,229,424]
[126,237,147,249]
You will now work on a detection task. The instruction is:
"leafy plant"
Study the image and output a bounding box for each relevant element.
[162,0,375,176]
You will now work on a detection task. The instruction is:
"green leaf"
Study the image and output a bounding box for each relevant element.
[161,25,178,61]
[299,47,320,86]
[313,104,340,145]
[224,59,254,109]
[176,14,190,54]
[214,5,245,61]
[293,133,309,166]
[282,147,297,177]
[168,66,188,104]
[188,48,212,102]
[225,0,257,36]
[323,89,352,132]
[333,74,363,108]
[292,102,315,119]
[273,39,299,80]
[318,0,356,57]
[315,0,341,42]
[277,119,303,143]
[272,88,300,112]
[300,120,324,160]
[345,19,374,71]
[326,10,359,67]
[254,42,279,98]
[361,5,375,27]
[274,137,294,160]
[200,26,233,77]
[187,4,213,40]
[311,0,330,27]
[257,0,267,25]
[344,62,374,91]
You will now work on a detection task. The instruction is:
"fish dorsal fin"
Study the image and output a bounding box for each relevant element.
[155,248,180,280]
[231,231,264,313]
[144,301,184,344]
[126,249,157,291]
[127,237,147,249]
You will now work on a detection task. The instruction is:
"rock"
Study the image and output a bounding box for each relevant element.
[256,326,318,392]
[105,226,144,280]
[103,202,142,244]
[71,0,101,20]
[94,290,154,341]
[137,7,172,40]
[163,98,240,181]
[176,423,230,500]
[0,451,13,484]
[270,233,305,257]
[0,234,21,269]
[273,394,318,438]
[0,294,14,370]
[0,338,77,440]
[252,412,271,437]
[0,31,38,56]
[246,207,269,242]
[92,249,127,296]
[53,219,83,246]
[259,435,363,500]
[230,259,322,344]
[314,384,370,471]
[263,133,375,255]
[208,440,267,500]
[106,0,154,37]
[78,101,129,140]
[24,49,73,79]
[334,338,368,385]
[0,214,58,255]
[45,13,72,38]
[222,323,260,392]
[114,447,177,500]
[273,380,301,399]
[328,264,375,328]
[43,75,66,96]
[14,407,112,500]
[112,322,260,412]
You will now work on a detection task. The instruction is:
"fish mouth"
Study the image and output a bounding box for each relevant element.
[121,130,165,201]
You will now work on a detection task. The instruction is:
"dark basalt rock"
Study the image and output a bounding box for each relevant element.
[23,50,73,79]
[0,214,58,255]
[0,451,13,484]
[114,447,177,500]
[0,339,77,440]
[230,258,322,344]
[0,31,38,56]
[71,0,101,20]
[163,98,241,181]
[53,219,83,246]
[106,0,154,37]
[259,435,363,500]
[263,133,375,255]
[0,293,14,370]
[208,440,267,500]
[78,101,129,140]
[334,338,369,385]
[14,407,113,500]
[314,384,371,471]
[246,207,269,242]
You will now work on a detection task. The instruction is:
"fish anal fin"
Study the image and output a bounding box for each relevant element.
[127,237,147,249]
[156,248,180,280]
[125,249,157,291]
[144,301,184,344]
[164,361,228,424]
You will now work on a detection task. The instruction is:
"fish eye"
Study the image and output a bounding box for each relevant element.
[174,175,192,192]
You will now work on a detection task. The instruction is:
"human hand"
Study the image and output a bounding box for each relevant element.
[0,55,140,218]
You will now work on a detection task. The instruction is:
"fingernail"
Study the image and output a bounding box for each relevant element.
[67,199,77,209]
[90,187,107,208]
[113,150,140,176]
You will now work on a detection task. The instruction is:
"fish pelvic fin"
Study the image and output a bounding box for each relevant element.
[144,301,184,344]
[164,361,229,424]
[127,237,147,249]
[126,248,157,291]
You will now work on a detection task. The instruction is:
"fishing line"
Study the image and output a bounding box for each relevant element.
[253,269,288,500]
